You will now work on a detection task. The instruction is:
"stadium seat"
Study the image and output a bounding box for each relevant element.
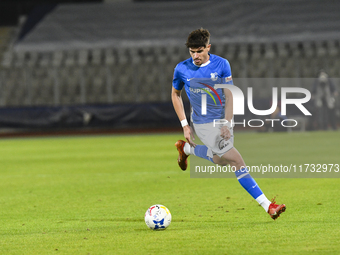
[64,51,76,67]
[38,52,51,67]
[104,48,115,65]
[327,40,339,57]
[52,51,64,67]
[78,50,89,66]
[1,51,13,67]
[91,49,103,65]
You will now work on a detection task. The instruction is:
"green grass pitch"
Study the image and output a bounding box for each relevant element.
[0,131,339,254]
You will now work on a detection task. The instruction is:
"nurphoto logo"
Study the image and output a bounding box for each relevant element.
[201,83,312,128]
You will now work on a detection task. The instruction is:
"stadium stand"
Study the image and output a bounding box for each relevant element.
[0,0,339,130]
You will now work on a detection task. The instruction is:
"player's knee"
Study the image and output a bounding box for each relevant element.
[226,155,245,169]
[214,156,229,166]
[219,161,229,166]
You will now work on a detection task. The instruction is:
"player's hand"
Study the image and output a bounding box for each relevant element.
[183,125,196,147]
[220,126,231,141]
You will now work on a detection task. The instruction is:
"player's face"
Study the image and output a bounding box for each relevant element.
[189,45,211,66]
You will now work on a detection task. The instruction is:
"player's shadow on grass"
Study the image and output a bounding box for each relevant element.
[64,218,144,222]
[96,218,145,222]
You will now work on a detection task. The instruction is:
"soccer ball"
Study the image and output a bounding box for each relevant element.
[144,204,171,230]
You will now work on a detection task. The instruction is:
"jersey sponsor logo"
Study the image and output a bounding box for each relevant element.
[190,87,211,93]
[199,82,223,106]
[187,78,194,81]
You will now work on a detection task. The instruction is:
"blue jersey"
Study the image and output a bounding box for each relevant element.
[172,53,233,124]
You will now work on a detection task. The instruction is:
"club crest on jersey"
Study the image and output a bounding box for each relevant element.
[210,72,219,81]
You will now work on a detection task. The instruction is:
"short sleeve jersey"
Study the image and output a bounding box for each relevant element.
[172,53,233,124]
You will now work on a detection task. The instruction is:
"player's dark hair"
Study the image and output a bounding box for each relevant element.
[185,28,210,48]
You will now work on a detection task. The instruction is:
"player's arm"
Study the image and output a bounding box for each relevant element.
[224,87,233,123]
[171,87,196,146]
[220,87,233,141]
